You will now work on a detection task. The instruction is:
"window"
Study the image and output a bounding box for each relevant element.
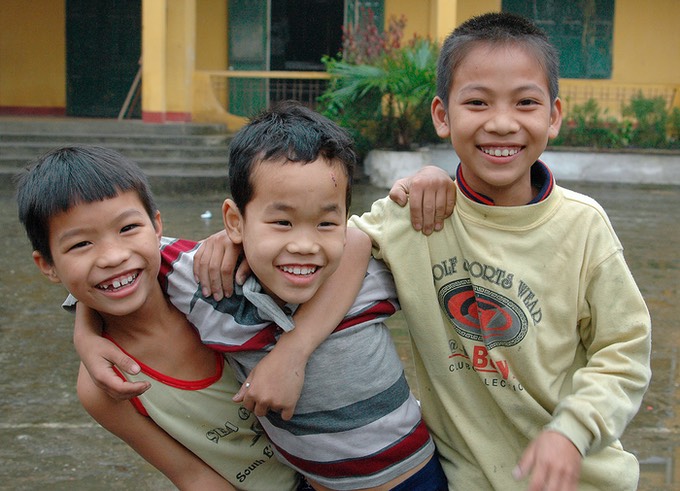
[503,0,614,79]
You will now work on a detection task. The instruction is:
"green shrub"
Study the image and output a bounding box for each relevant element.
[318,11,440,156]
[553,93,679,150]
[622,92,668,148]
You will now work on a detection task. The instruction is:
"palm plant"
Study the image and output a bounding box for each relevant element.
[319,14,439,154]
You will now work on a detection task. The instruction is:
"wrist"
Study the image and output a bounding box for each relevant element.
[275,330,315,362]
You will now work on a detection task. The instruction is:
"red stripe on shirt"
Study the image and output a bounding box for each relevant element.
[272,419,431,478]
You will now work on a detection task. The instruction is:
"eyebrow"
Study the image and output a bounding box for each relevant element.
[459,83,547,96]
[267,202,342,213]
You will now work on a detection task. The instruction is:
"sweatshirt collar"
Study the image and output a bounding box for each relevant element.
[455,161,554,205]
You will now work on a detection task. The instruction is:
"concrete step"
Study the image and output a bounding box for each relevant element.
[0,117,232,183]
[0,141,229,162]
[0,117,228,136]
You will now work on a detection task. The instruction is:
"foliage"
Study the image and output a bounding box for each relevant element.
[319,10,440,155]
[553,93,680,150]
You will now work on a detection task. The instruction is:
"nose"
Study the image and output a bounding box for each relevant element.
[95,239,131,268]
[286,229,321,255]
[484,107,520,135]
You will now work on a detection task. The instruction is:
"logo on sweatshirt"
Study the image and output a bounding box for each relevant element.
[438,278,528,349]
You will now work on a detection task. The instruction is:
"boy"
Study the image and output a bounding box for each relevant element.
[351,12,652,491]
[15,146,301,490]
[76,103,446,490]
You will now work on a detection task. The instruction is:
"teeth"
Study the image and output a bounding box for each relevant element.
[483,147,518,157]
[281,265,317,276]
[99,273,138,291]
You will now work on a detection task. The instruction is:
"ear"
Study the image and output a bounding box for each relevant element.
[32,251,61,284]
[431,96,451,138]
[548,97,563,140]
[152,210,163,242]
[222,199,244,245]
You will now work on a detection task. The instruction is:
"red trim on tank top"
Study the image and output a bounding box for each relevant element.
[103,332,224,390]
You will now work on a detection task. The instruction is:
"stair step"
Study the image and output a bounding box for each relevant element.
[0,117,232,178]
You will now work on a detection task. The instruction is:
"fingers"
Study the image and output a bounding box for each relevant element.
[234,257,252,286]
[101,378,151,401]
[232,379,250,404]
[193,231,240,300]
[279,404,296,421]
[93,353,150,400]
[232,379,297,420]
[111,352,141,375]
[388,178,411,207]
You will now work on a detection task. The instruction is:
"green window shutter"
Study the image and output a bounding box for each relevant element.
[228,0,268,117]
[502,0,614,79]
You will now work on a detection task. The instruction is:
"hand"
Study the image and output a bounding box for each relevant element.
[192,230,250,300]
[232,344,306,421]
[83,337,151,400]
[513,430,582,491]
[388,165,456,235]
[73,304,150,400]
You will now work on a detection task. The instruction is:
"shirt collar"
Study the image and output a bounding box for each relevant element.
[455,161,554,205]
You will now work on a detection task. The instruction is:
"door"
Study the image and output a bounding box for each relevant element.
[66,0,141,118]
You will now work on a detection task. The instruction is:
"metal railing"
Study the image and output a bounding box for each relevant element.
[206,70,331,119]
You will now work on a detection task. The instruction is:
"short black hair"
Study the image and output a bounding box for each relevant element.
[16,145,157,263]
[228,101,356,214]
[437,12,560,105]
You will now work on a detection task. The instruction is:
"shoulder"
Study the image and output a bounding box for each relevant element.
[349,196,424,255]
[557,186,619,238]
[76,364,141,433]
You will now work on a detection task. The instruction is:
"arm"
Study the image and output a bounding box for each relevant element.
[518,252,651,490]
[73,303,151,400]
[76,364,235,490]
[235,227,372,420]
[389,165,456,235]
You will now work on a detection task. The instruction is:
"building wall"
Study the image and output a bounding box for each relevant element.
[611,0,680,84]
[1,0,677,118]
[196,0,228,71]
[0,0,66,113]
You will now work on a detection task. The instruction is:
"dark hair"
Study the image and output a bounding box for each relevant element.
[16,145,157,263]
[437,12,560,105]
[228,101,356,214]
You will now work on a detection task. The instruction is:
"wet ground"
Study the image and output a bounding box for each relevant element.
[1,180,678,490]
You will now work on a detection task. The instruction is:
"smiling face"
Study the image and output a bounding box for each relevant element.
[432,42,562,206]
[224,157,348,307]
[33,190,163,318]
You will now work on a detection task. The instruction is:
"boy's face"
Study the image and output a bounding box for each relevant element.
[33,190,163,317]
[432,43,562,205]
[223,158,348,307]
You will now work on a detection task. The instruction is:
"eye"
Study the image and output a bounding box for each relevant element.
[466,99,486,107]
[319,221,339,229]
[274,220,292,227]
[67,241,91,252]
[121,223,141,233]
[518,98,539,107]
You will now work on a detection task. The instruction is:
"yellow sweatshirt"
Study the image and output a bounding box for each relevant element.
[349,183,651,490]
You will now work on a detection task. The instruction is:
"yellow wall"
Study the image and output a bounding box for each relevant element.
[142,0,167,115]
[196,0,227,71]
[386,0,500,42]
[611,0,680,84]
[166,0,196,115]
[0,0,66,109]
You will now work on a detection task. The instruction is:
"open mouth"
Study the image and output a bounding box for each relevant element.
[279,265,318,276]
[97,272,139,291]
[480,146,521,157]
